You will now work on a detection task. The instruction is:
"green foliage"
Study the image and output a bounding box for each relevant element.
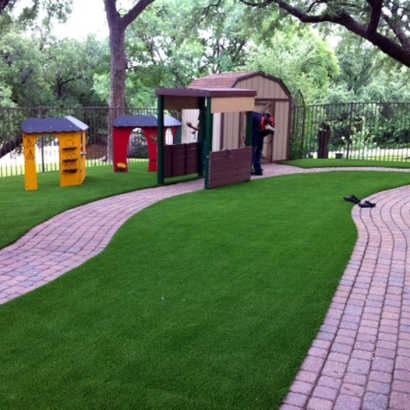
[0,84,15,107]
[0,24,108,107]
[2,0,410,108]
[124,0,259,101]
[0,0,73,33]
[243,26,340,104]
[322,32,410,103]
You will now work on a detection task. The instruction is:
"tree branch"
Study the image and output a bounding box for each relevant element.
[121,0,156,28]
[0,0,13,15]
[366,0,383,38]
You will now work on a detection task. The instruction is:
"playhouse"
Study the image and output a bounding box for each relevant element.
[22,116,88,191]
[112,114,182,173]
[156,87,257,189]
[182,71,292,162]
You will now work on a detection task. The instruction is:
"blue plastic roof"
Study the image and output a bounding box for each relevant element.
[113,114,182,128]
[22,116,88,134]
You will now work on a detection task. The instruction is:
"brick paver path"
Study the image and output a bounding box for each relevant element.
[1,163,410,410]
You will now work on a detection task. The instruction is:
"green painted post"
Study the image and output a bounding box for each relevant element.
[198,98,206,178]
[204,97,213,189]
[175,127,182,144]
[246,111,253,147]
[157,95,165,185]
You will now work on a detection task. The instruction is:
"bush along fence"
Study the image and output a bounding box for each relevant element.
[290,101,410,162]
[0,106,158,177]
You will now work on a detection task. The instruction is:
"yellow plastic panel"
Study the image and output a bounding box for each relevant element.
[59,133,81,188]
[80,131,87,183]
[23,134,39,191]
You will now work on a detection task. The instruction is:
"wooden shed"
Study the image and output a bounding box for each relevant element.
[182,71,292,162]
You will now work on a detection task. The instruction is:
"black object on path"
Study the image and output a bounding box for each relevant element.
[344,195,361,204]
[358,200,376,208]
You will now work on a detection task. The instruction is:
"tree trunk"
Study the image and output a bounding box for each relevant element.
[107,22,127,162]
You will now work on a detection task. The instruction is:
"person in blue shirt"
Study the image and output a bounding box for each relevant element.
[252,112,275,175]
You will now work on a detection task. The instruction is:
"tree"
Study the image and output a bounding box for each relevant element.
[124,0,256,105]
[325,32,410,103]
[102,0,156,159]
[242,25,340,103]
[0,25,108,160]
[239,0,410,69]
[0,28,107,107]
[0,0,72,20]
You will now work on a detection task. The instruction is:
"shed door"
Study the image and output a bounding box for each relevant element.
[256,101,275,163]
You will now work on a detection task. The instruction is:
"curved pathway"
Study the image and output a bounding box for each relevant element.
[1,163,410,410]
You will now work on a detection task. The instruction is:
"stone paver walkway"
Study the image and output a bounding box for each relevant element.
[1,163,410,410]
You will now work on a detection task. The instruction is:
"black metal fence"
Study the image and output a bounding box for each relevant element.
[0,106,157,177]
[290,101,410,162]
[3,102,410,178]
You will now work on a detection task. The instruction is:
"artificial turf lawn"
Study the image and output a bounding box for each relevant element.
[1,171,410,409]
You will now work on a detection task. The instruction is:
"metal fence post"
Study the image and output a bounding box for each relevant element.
[346,102,355,160]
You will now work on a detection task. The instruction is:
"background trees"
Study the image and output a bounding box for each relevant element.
[239,0,410,69]
[0,25,108,107]
[1,0,410,108]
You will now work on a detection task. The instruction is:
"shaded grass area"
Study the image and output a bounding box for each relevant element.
[0,162,197,250]
[280,158,410,168]
[1,171,410,409]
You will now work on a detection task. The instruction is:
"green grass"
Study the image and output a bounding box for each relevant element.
[0,162,196,250]
[280,158,410,168]
[1,170,410,409]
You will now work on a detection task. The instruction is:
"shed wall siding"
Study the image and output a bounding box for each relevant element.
[212,113,221,151]
[182,109,199,143]
[272,101,290,161]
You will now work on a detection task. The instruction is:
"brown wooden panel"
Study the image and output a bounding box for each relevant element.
[208,147,252,189]
[164,163,173,178]
[172,164,187,177]
[164,142,200,178]
[172,145,187,153]
[211,158,251,168]
[208,172,251,189]
[210,163,251,178]
[210,148,251,160]
[186,165,199,174]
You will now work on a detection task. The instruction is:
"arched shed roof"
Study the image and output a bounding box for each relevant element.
[189,71,291,98]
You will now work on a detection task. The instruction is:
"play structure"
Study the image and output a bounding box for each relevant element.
[22,116,88,191]
[112,114,182,173]
[155,87,256,189]
[183,71,292,162]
